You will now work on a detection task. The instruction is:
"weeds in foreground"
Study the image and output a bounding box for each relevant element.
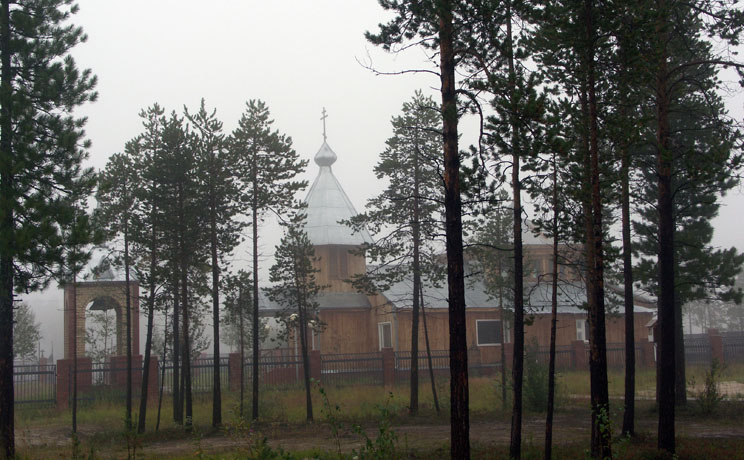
[691,358,727,415]
[351,393,399,460]
[317,380,344,454]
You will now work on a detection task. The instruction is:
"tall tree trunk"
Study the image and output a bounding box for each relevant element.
[506,2,525,458]
[298,307,313,422]
[674,297,686,405]
[156,304,169,432]
[72,277,78,434]
[544,154,559,460]
[655,0,675,453]
[138,286,156,433]
[499,258,507,410]
[409,129,422,416]
[239,289,245,417]
[178,182,192,431]
[210,178,222,427]
[251,172,260,421]
[172,279,181,424]
[0,2,16,456]
[138,213,158,434]
[124,221,133,431]
[181,268,192,430]
[420,284,440,415]
[619,70,636,440]
[438,3,470,459]
[583,0,612,457]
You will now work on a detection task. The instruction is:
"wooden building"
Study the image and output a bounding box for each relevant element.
[262,138,654,364]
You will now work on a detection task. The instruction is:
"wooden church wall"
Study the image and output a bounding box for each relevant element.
[313,245,366,292]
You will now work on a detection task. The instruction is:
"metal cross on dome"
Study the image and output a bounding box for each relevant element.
[321,107,328,142]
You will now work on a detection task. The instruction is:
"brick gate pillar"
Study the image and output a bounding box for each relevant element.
[382,348,395,387]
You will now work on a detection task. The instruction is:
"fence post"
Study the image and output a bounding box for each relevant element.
[382,348,395,387]
[571,341,588,370]
[641,339,656,368]
[503,343,514,370]
[56,359,71,409]
[310,350,321,382]
[228,353,241,392]
[708,329,724,365]
[147,356,159,402]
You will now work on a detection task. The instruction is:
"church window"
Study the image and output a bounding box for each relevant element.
[378,322,392,350]
[476,320,503,346]
[576,318,589,342]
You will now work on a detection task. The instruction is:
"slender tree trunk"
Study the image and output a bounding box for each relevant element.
[72,277,78,434]
[239,289,245,418]
[138,212,158,433]
[438,3,470,458]
[506,2,525,458]
[181,262,192,430]
[156,304,168,432]
[251,174,260,421]
[172,279,181,424]
[409,129,422,416]
[298,306,313,422]
[674,297,686,405]
[583,0,612,457]
[544,154,559,460]
[0,2,16,456]
[124,221,133,431]
[137,285,156,433]
[499,259,507,410]
[177,182,192,430]
[620,128,636,436]
[420,283,440,415]
[210,177,222,427]
[656,2,676,450]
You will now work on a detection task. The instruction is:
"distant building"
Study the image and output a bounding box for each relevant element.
[260,137,654,364]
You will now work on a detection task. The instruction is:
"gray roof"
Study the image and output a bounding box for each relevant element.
[382,272,654,315]
[304,141,373,246]
[257,290,371,314]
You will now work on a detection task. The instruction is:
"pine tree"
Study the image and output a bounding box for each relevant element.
[222,270,254,418]
[347,91,443,416]
[0,1,96,455]
[266,214,323,422]
[367,2,474,456]
[230,100,307,421]
[186,99,243,428]
[156,111,207,429]
[467,189,514,412]
[95,151,137,429]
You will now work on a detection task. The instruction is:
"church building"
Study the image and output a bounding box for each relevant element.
[265,133,655,367]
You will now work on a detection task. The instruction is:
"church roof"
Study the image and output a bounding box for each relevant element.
[304,141,373,246]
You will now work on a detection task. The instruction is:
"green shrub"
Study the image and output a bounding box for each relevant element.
[694,358,726,415]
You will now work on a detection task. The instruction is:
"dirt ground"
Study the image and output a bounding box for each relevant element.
[15,404,744,459]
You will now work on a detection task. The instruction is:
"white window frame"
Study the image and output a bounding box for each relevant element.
[476,319,502,346]
[503,320,512,344]
[378,322,392,350]
[576,319,589,342]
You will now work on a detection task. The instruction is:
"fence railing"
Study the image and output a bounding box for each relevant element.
[13,330,744,407]
[14,364,55,405]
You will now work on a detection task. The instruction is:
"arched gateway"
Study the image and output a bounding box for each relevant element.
[63,276,139,359]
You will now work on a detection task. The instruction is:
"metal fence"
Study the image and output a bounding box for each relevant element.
[535,345,574,370]
[723,332,744,364]
[322,352,383,386]
[684,334,713,365]
[160,357,230,396]
[14,364,55,405]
